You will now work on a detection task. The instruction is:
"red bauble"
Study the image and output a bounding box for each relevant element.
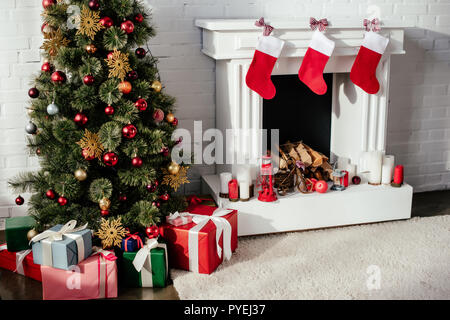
[42,0,56,9]
[41,62,52,73]
[15,195,24,206]
[57,196,68,206]
[309,178,318,192]
[159,193,170,201]
[51,71,66,84]
[121,20,134,34]
[105,105,115,115]
[152,201,161,208]
[83,75,95,86]
[161,147,169,157]
[101,210,110,217]
[147,184,156,192]
[119,194,127,202]
[88,0,100,10]
[145,225,159,239]
[103,152,118,166]
[135,48,146,58]
[127,70,138,80]
[28,87,39,99]
[172,117,178,126]
[153,180,159,187]
[122,124,137,139]
[352,176,361,185]
[152,108,164,122]
[131,156,143,168]
[134,13,144,23]
[107,51,114,60]
[36,148,41,156]
[41,22,53,34]
[118,81,132,94]
[82,148,95,161]
[135,98,147,111]
[45,189,56,200]
[315,180,328,194]
[100,16,113,28]
[74,113,88,126]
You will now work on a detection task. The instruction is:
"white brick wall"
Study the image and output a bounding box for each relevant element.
[0,0,449,220]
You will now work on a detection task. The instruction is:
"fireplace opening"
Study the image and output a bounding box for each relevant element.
[263,74,333,157]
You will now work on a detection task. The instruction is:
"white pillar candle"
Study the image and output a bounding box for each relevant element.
[381,155,395,185]
[220,172,232,194]
[239,181,250,200]
[368,151,383,185]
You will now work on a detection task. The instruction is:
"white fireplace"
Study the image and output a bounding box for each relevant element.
[195,19,413,236]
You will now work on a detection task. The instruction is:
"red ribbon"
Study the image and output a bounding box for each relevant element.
[123,232,143,252]
[310,17,328,32]
[255,17,274,36]
[363,18,380,32]
[187,195,212,205]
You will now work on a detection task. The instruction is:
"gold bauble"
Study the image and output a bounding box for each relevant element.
[74,168,87,181]
[85,44,97,54]
[27,229,38,241]
[166,112,175,123]
[151,80,162,92]
[167,161,180,175]
[99,197,111,210]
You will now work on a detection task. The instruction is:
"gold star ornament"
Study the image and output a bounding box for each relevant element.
[76,129,104,160]
[162,166,190,191]
[95,217,127,249]
[76,5,104,40]
[105,49,132,81]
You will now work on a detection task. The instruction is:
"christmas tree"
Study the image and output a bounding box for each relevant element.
[9,0,189,235]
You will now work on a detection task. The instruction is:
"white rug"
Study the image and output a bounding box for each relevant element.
[171,216,450,299]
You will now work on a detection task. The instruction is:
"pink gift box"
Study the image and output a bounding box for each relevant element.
[166,213,193,227]
[41,251,117,300]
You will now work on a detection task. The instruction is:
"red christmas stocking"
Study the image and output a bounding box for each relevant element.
[350,31,389,94]
[246,35,285,100]
[298,30,335,95]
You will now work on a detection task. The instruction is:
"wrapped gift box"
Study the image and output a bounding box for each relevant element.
[160,204,238,274]
[0,244,41,282]
[41,249,117,300]
[5,216,35,252]
[121,232,144,252]
[122,239,168,287]
[32,222,92,270]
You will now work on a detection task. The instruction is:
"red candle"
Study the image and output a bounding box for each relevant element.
[340,170,349,187]
[393,165,404,185]
[228,179,239,202]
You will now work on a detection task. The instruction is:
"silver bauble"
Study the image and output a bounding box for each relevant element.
[25,121,37,134]
[47,103,59,115]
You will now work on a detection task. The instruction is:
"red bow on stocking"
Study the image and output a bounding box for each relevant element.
[310,17,328,32]
[255,17,274,36]
[363,18,381,32]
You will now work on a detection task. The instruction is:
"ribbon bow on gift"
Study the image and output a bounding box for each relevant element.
[123,232,144,251]
[255,17,274,36]
[91,246,117,261]
[29,220,88,244]
[167,211,191,224]
[363,18,381,32]
[310,17,329,32]
[132,238,159,272]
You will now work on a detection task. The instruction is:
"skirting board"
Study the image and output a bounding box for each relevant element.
[201,175,413,237]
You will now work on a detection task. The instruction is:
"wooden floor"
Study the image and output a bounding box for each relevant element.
[1,190,449,300]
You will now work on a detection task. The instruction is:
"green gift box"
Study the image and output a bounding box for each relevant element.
[122,239,168,288]
[5,216,35,252]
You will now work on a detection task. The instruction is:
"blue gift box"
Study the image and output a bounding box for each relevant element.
[32,224,92,270]
[121,233,145,252]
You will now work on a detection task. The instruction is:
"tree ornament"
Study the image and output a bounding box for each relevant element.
[131,156,143,168]
[57,196,68,206]
[146,183,156,193]
[41,62,52,73]
[99,197,111,210]
[152,108,164,123]
[95,217,127,249]
[77,5,104,40]
[162,166,190,191]
[104,105,114,115]
[85,44,97,54]
[118,81,132,94]
[167,161,180,175]
[172,118,178,126]
[41,22,54,35]
[82,148,95,161]
[41,29,70,57]
[145,225,159,239]
[77,129,105,160]
[135,48,146,58]
[152,201,160,208]
[134,13,144,23]
[42,0,56,9]
[122,124,137,139]
[101,210,109,217]
[352,175,361,185]
[36,148,41,156]
[315,180,328,194]
[151,80,162,92]
[119,194,127,202]
[135,98,147,111]
[105,50,132,81]
[28,87,39,98]
[83,74,95,86]
[45,189,56,199]
[88,0,100,10]
[15,195,24,206]
[103,152,118,166]
[120,20,134,34]
[127,70,138,80]
[107,51,114,60]
[161,147,169,157]
[166,113,175,123]
[74,112,88,125]
[27,229,38,241]
[25,121,37,134]
[47,103,59,115]
[100,16,113,28]
[51,71,66,84]
[74,168,87,181]
[159,193,170,201]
